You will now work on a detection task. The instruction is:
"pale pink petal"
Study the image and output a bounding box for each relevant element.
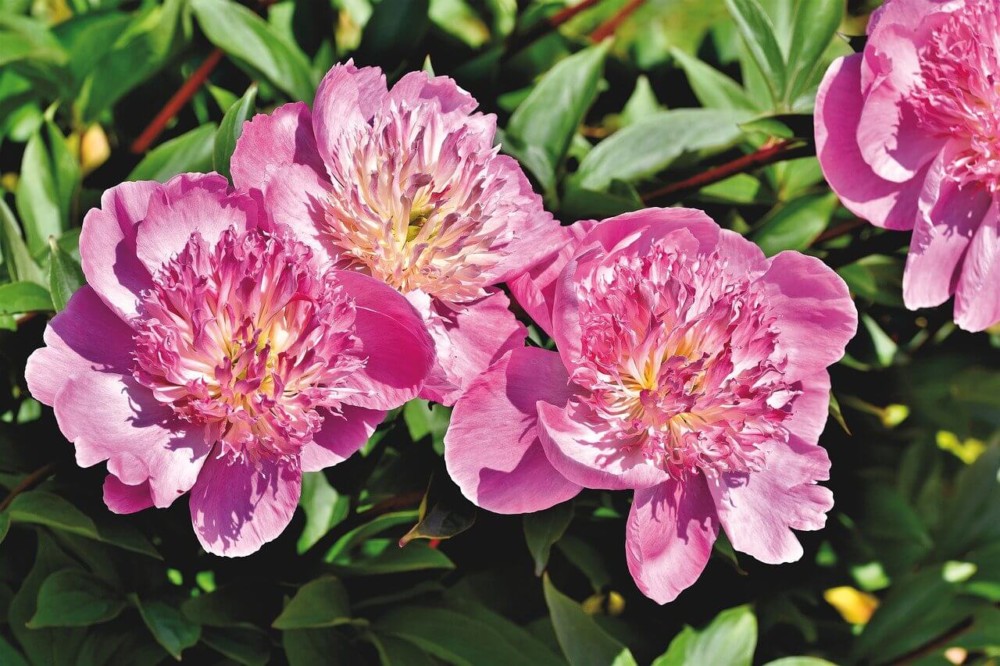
[135,175,258,273]
[333,271,435,410]
[445,346,581,514]
[231,102,326,193]
[955,200,1000,331]
[103,475,154,514]
[708,435,833,565]
[312,62,387,171]
[508,221,594,338]
[759,251,857,382]
[626,478,719,604]
[537,401,671,490]
[189,454,301,557]
[815,55,925,230]
[300,406,386,472]
[52,372,211,508]
[412,289,526,406]
[387,71,478,115]
[25,286,133,406]
[78,181,159,320]
[263,162,336,265]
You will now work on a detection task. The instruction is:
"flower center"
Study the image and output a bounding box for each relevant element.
[133,227,366,461]
[911,0,1000,191]
[571,245,798,480]
[320,100,521,302]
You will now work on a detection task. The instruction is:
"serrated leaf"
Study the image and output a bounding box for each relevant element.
[543,575,637,666]
[47,235,84,312]
[523,502,574,576]
[28,570,126,628]
[214,84,257,181]
[273,577,351,630]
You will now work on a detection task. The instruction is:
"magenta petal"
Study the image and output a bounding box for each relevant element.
[760,251,857,382]
[537,401,670,490]
[387,71,479,115]
[300,406,387,472]
[413,289,526,406]
[784,371,833,446]
[25,286,133,406]
[189,454,301,557]
[445,346,581,514]
[626,478,719,604]
[263,163,336,265]
[312,62,388,170]
[815,55,924,230]
[955,200,1000,332]
[52,371,211,508]
[231,102,325,193]
[333,271,435,410]
[103,475,154,515]
[135,174,257,273]
[79,180,159,320]
[708,435,833,565]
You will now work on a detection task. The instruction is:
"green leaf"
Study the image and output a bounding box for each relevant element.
[28,570,126,628]
[283,627,357,666]
[129,123,217,182]
[133,596,201,660]
[724,0,787,107]
[652,605,757,666]
[573,108,751,191]
[273,576,352,630]
[750,193,837,256]
[506,42,610,180]
[0,635,29,666]
[0,513,9,544]
[357,0,432,67]
[15,123,68,254]
[214,84,257,181]
[543,575,637,666]
[784,0,843,103]
[377,604,564,666]
[191,0,315,101]
[670,47,756,111]
[837,255,905,307]
[201,626,271,666]
[370,633,438,666]
[0,281,52,314]
[931,448,1000,561]
[399,476,476,546]
[523,502,574,576]
[298,471,349,553]
[47,236,84,312]
[763,659,837,666]
[618,75,664,126]
[402,400,451,454]
[334,541,455,576]
[0,197,44,285]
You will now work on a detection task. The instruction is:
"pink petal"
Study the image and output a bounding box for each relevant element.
[231,102,326,194]
[903,146,992,309]
[300,406,387,472]
[444,346,581,514]
[955,200,1000,332]
[25,286,133,406]
[312,62,387,171]
[387,71,479,115]
[189,454,301,557]
[509,221,594,338]
[52,371,211,508]
[815,55,925,230]
[759,251,857,382]
[135,174,257,274]
[411,289,526,406]
[263,162,336,266]
[333,271,435,410]
[708,435,833,565]
[784,370,833,446]
[626,478,719,604]
[103,475,154,515]
[537,401,670,490]
[78,180,159,320]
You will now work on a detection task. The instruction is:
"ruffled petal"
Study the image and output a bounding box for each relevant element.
[103,475,154,515]
[312,62,387,172]
[231,102,326,194]
[954,199,1000,332]
[445,346,581,514]
[263,162,337,266]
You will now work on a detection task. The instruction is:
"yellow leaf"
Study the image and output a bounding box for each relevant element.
[824,586,879,625]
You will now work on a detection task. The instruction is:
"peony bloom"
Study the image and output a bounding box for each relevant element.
[231,62,558,404]
[815,0,1000,331]
[25,174,434,556]
[445,209,857,603]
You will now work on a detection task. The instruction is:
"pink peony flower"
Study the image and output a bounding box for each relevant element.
[25,173,434,556]
[445,209,857,603]
[230,62,559,405]
[815,0,1000,331]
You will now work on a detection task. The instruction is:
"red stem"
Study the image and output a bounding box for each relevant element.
[548,0,604,28]
[590,0,646,41]
[130,48,225,154]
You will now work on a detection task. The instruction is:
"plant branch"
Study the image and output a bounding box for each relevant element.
[0,462,57,513]
[590,0,646,41]
[642,139,814,205]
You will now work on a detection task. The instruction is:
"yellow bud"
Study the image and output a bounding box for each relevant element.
[0,172,18,192]
[824,586,879,625]
[80,124,111,176]
[880,404,909,428]
[936,431,987,464]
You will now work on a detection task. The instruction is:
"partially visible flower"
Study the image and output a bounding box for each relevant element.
[26,174,433,556]
[815,0,1000,330]
[231,61,559,404]
[445,209,857,603]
